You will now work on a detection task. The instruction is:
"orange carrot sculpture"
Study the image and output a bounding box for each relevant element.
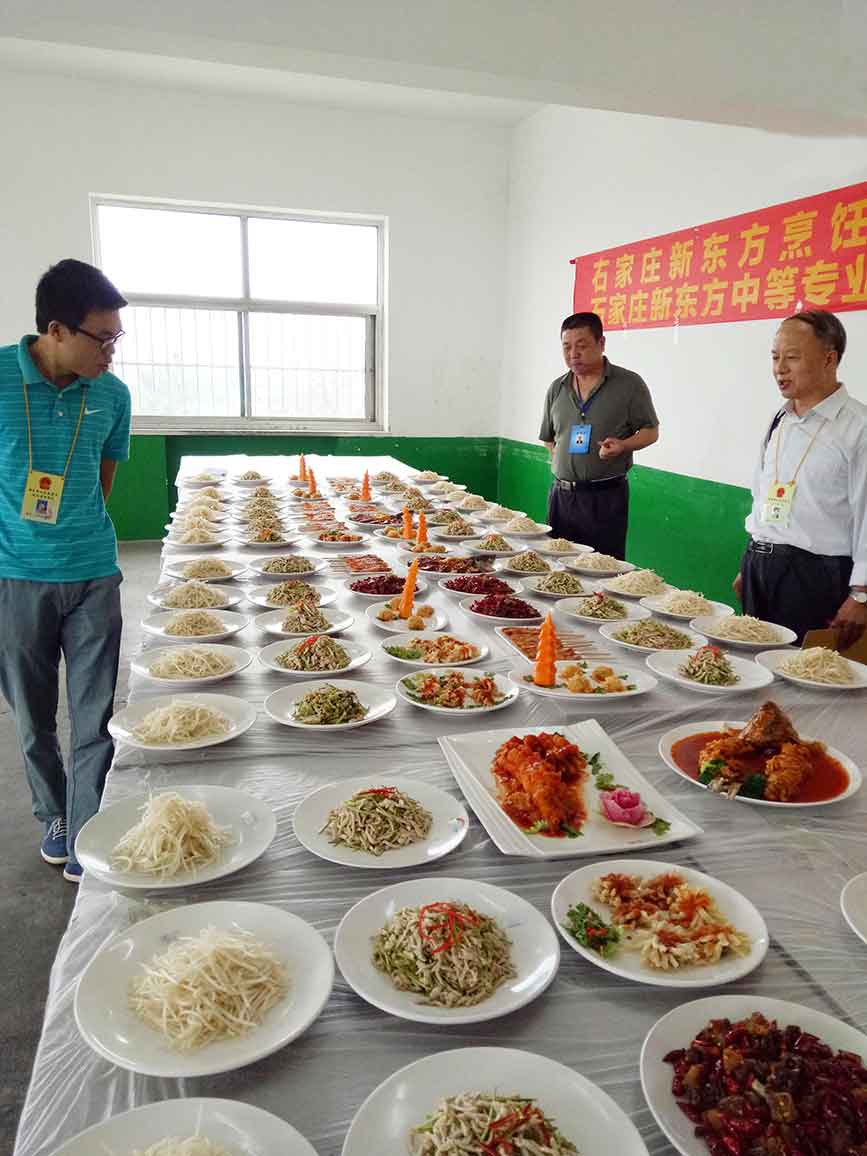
[402,507,414,539]
[361,470,371,501]
[533,613,557,686]
[415,511,428,547]
[299,453,307,482]
[307,467,317,495]
[398,559,420,618]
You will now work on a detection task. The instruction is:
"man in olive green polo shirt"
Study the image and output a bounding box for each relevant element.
[539,312,659,558]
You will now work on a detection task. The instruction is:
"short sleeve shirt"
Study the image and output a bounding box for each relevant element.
[539,359,658,482]
[0,337,132,582]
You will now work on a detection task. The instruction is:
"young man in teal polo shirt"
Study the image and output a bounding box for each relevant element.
[0,259,131,882]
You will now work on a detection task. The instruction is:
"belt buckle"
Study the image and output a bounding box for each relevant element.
[753,540,773,555]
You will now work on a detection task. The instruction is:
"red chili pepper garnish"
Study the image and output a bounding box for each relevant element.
[296,635,320,651]
[417,902,480,955]
[357,787,397,797]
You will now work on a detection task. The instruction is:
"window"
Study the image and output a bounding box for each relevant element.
[91,197,384,432]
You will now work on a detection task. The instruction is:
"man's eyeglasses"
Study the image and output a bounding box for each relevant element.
[76,326,125,352]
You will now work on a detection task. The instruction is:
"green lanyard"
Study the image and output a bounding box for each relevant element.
[22,380,88,479]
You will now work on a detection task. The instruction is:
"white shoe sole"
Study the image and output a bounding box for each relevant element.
[62,866,82,883]
[41,849,70,865]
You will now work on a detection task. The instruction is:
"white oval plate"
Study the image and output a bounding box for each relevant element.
[141,609,250,643]
[640,995,867,1156]
[408,473,446,485]
[366,601,447,632]
[537,539,594,555]
[657,719,862,807]
[509,660,657,701]
[258,637,371,676]
[108,692,257,752]
[599,577,673,600]
[519,574,594,599]
[459,594,543,626]
[75,900,332,1078]
[254,606,355,638]
[496,557,553,576]
[238,534,302,550]
[264,678,397,730]
[244,555,329,578]
[344,575,429,600]
[163,530,236,548]
[555,594,650,624]
[552,858,768,988]
[75,784,276,890]
[755,647,867,689]
[396,668,519,715]
[132,643,253,686]
[162,558,249,582]
[437,576,521,598]
[147,583,245,610]
[230,474,273,487]
[641,595,735,621]
[689,615,796,648]
[599,621,708,654]
[646,648,776,694]
[379,631,488,666]
[246,582,338,610]
[841,871,867,946]
[498,523,552,537]
[293,774,469,869]
[428,529,479,543]
[48,1098,317,1156]
[566,555,636,577]
[460,539,519,558]
[168,508,229,524]
[343,1045,647,1156]
[305,533,370,549]
[334,876,559,1025]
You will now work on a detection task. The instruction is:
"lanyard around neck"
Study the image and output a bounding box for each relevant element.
[773,411,826,485]
[22,380,88,479]
[572,374,605,420]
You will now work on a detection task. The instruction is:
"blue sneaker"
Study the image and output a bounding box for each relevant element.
[63,861,83,884]
[41,817,69,865]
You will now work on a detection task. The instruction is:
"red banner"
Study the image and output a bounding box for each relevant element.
[571,181,867,331]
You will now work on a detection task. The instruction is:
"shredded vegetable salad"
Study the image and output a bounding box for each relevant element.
[411,1093,578,1155]
[319,786,432,855]
[292,683,368,725]
[275,635,351,672]
[678,645,739,686]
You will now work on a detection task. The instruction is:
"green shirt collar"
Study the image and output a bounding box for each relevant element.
[18,336,96,391]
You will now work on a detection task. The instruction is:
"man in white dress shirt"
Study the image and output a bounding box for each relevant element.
[734,310,867,648]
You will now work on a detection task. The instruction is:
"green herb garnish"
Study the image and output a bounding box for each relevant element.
[650,817,671,837]
[739,773,766,799]
[562,902,620,958]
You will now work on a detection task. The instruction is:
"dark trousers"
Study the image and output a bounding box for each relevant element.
[547,477,629,559]
[740,541,852,643]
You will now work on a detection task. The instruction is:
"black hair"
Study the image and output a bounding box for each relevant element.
[561,312,604,341]
[35,259,127,334]
[784,309,847,364]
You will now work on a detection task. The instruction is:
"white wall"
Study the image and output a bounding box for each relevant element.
[500,106,867,488]
[0,68,510,437]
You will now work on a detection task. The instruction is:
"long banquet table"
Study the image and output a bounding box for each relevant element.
[14,454,867,1156]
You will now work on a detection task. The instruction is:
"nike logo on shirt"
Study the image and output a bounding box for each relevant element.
[84,408,102,415]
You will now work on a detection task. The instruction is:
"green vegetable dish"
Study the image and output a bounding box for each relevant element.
[561,902,621,958]
[292,684,368,725]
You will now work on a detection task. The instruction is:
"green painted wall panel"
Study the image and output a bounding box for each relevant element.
[107,435,169,540]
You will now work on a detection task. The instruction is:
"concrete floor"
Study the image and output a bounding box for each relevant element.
[2,541,160,1154]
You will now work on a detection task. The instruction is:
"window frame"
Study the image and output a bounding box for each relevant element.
[90,194,387,434]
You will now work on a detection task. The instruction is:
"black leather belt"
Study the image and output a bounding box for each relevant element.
[554,476,625,491]
[748,538,850,561]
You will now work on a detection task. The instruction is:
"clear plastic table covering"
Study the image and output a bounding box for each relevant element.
[14,455,867,1156]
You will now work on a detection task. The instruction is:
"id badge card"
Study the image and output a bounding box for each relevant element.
[761,481,796,527]
[569,423,592,454]
[21,470,65,524]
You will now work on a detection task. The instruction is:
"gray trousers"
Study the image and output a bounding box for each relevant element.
[0,574,123,863]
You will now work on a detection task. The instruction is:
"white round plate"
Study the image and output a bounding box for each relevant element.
[398,539,455,556]
[640,995,867,1156]
[49,1097,317,1156]
[334,876,559,1025]
[396,667,519,715]
[555,594,650,624]
[365,601,447,632]
[566,555,636,577]
[646,648,776,694]
[755,647,867,689]
[246,582,338,610]
[373,526,410,541]
[520,574,595,599]
[239,534,302,550]
[343,1045,647,1156]
[264,678,397,730]
[147,583,245,610]
[657,719,862,807]
[75,785,276,890]
[379,631,488,666]
[437,575,521,598]
[141,609,250,643]
[461,539,519,558]
[163,530,236,548]
[599,621,708,654]
[244,555,328,578]
[459,594,543,626]
[108,692,257,752]
[599,577,673,600]
[509,659,657,700]
[254,606,354,638]
[640,595,735,621]
[132,643,253,686]
[496,557,553,576]
[75,900,333,1077]
[258,637,372,676]
[293,774,469,869]
[429,528,479,542]
[231,474,273,487]
[345,574,429,600]
[305,533,370,549]
[498,522,552,538]
[408,473,446,485]
[169,507,229,523]
[841,872,867,946]
[163,558,249,582]
[552,859,768,988]
[537,539,594,555]
[689,615,796,648]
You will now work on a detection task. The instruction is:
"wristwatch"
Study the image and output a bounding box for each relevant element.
[850,590,867,604]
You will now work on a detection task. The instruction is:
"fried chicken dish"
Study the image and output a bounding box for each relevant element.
[491,732,588,836]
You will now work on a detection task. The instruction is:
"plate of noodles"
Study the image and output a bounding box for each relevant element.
[264,679,397,730]
[551,858,768,988]
[599,569,672,599]
[163,557,249,582]
[108,692,257,751]
[74,899,334,1077]
[258,637,372,676]
[51,1098,317,1156]
[641,591,735,621]
[342,1045,647,1156]
[245,582,338,610]
[245,554,330,579]
[754,646,867,689]
[599,620,708,654]
[147,581,246,610]
[333,876,559,1026]
[75,784,277,890]
[141,609,251,643]
[132,644,253,686]
[253,606,355,638]
[690,614,796,649]
[646,646,775,694]
[292,774,469,869]
[555,593,651,624]
[565,553,634,577]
